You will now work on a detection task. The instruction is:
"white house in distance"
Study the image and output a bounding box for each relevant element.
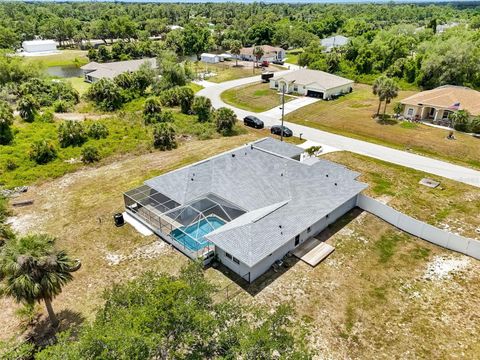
[400,85,480,122]
[321,35,349,52]
[270,69,353,99]
[200,53,220,64]
[235,45,285,62]
[21,40,58,55]
[80,58,157,83]
[124,138,367,283]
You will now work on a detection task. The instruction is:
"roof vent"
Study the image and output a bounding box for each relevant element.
[279,225,282,228]
[326,174,329,177]
[231,154,235,158]
[191,178,194,181]
[334,182,337,186]
[281,173,283,177]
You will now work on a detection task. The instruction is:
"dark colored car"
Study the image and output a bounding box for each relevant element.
[243,115,264,129]
[272,59,284,65]
[270,125,293,137]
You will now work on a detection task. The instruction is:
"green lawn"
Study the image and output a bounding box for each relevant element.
[203,63,262,83]
[24,50,89,68]
[285,84,480,169]
[221,82,294,112]
[67,77,91,96]
[285,49,303,65]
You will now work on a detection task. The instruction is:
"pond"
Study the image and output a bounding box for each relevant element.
[46,65,83,78]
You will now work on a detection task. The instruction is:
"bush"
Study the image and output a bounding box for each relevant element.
[143,96,163,124]
[192,96,212,122]
[86,78,124,111]
[58,120,87,147]
[5,159,18,171]
[81,145,101,164]
[87,122,109,139]
[38,108,55,123]
[214,107,237,135]
[19,78,79,107]
[17,94,39,122]
[0,100,14,145]
[29,140,57,164]
[469,117,480,134]
[52,99,72,113]
[158,109,174,123]
[177,86,194,114]
[158,87,180,107]
[153,123,177,150]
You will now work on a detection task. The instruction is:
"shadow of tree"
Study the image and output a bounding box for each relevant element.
[26,309,85,348]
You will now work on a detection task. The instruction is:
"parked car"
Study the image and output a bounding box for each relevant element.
[261,60,269,67]
[272,59,284,65]
[270,125,293,137]
[243,115,264,129]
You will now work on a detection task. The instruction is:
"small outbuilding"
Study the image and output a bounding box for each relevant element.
[200,53,220,64]
[22,40,57,54]
[270,69,353,100]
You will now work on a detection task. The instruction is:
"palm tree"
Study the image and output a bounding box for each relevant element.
[230,40,242,67]
[372,76,387,117]
[0,234,77,327]
[381,78,399,120]
[253,46,264,72]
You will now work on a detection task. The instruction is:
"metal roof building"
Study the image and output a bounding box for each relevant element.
[124,138,367,282]
[81,58,157,83]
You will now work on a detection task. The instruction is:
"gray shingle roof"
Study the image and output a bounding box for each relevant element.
[253,137,304,158]
[81,58,157,80]
[272,69,353,89]
[145,138,367,267]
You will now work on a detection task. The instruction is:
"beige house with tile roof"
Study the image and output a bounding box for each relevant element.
[401,85,480,122]
[235,45,285,62]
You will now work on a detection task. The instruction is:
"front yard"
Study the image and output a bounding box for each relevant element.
[221,82,295,112]
[285,84,480,169]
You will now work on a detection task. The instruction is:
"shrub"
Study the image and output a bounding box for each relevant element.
[192,96,212,122]
[86,78,124,111]
[143,97,163,124]
[153,123,177,150]
[87,122,109,139]
[19,78,79,107]
[177,86,194,114]
[0,100,14,145]
[470,117,480,134]
[52,99,72,113]
[5,159,18,171]
[81,145,101,164]
[450,110,470,132]
[158,109,174,123]
[58,120,87,147]
[214,107,237,135]
[38,108,55,123]
[29,140,57,164]
[17,94,39,122]
[158,87,180,107]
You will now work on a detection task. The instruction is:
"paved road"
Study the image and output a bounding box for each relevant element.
[197,72,480,188]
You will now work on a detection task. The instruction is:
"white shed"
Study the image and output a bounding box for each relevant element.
[200,53,220,64]
[22,40,57,54]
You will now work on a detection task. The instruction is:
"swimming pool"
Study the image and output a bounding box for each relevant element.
[170,216,225,251]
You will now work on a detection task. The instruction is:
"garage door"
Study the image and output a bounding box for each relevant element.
[307,90,324,99]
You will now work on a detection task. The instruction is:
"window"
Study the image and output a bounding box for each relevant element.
[225,252,232,260]
[407,108,414,116]
[274,81,278,88]
[293,85,298,92]
[295,235,300,246]
[233,257,240,264]
[307,227,311,233]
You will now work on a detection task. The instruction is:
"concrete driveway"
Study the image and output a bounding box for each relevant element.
[196,70,480,188]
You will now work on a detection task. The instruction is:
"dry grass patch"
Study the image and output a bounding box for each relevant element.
[285,84,480,169]
[221,82,295,112]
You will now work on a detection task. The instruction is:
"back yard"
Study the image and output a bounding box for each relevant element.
[285,84,480,169]
[3,138,480,359]
[221,82,295,112]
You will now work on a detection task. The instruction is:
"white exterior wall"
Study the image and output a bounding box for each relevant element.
[403,105,420,118]
[23,41,57,53]
[201,55,219,64]
[323,83,354,99]
[218,195,358,283]
[270,80,353,99]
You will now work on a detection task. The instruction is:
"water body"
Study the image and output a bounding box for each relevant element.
[46,65,83,78]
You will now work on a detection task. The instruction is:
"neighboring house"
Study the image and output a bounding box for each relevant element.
[21,40,57,54]
[200,53,220,64]
[80,58,157,83]
[436,22,459,34]
[400,85,480,122]
[124,138,368,283]
[218,53,232,61]
[234,45,285,62]
[270,69,353,99]
[321,35,349,52]
[168,25,184,31]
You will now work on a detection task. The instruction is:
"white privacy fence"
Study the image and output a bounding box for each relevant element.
[356,194,480,260]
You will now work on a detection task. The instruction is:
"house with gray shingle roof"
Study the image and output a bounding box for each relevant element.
[81,58,157,83]
[124,138,367,282]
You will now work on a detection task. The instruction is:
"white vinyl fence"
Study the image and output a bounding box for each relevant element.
[356,194,480,260]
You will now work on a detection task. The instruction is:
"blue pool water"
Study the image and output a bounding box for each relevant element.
[170,216,225,251]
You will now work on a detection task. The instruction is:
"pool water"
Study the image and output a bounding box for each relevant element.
[170,216,225,251]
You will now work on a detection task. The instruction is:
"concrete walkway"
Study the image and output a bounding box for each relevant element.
[197,72,480,188]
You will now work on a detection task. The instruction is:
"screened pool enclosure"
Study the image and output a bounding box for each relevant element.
[124,185,245,258]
